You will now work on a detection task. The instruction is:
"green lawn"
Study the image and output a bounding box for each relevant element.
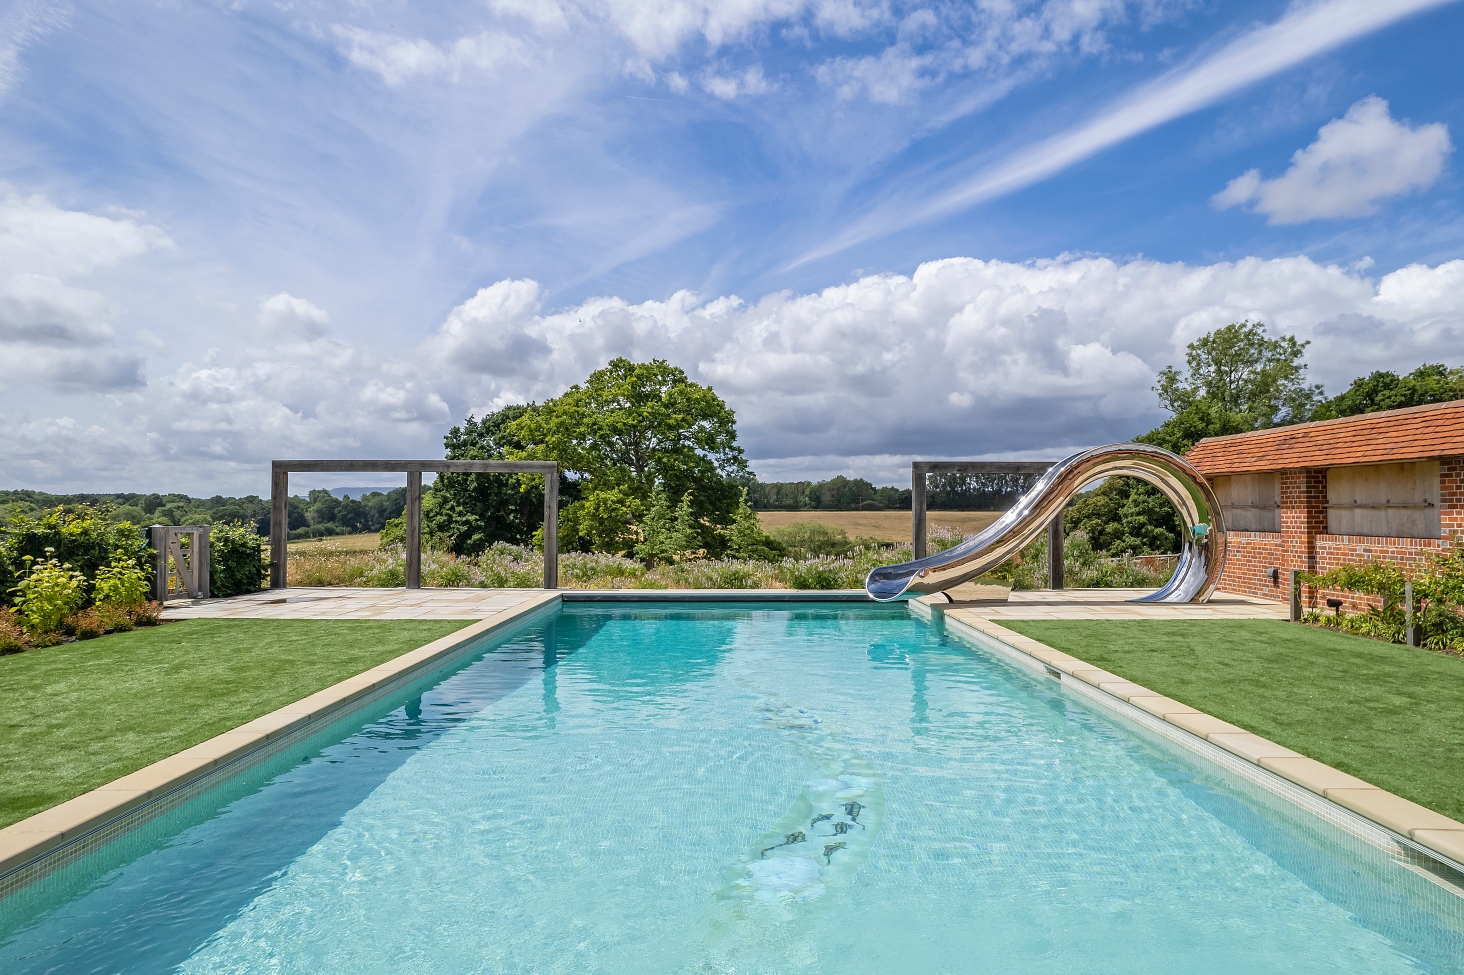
[0,619,470,829]
[1001,619,1464,822]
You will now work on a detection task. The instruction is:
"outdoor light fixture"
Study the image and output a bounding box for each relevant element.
[1326,598,1344,617]
[1267,567,1280,584]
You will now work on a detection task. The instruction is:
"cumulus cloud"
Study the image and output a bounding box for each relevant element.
[9,248,1464,491]
[1214,96,1454,223]
[418,255,1464,475]
[258,293,331,337]
[0,184,168,393]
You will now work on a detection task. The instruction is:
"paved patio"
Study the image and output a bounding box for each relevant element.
[161,586,1289,621]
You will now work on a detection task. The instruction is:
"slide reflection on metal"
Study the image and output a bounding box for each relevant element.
[866,443,1226,603]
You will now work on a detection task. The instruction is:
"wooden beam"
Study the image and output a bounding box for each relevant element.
[911,461,1056,475]
[273,459,556,474]
[405,470,422,590]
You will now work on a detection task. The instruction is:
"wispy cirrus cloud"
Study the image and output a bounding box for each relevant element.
[792,0,1463,267]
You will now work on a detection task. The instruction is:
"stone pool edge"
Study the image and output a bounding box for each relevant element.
[925,601,1464,873]
[0,590,564,893]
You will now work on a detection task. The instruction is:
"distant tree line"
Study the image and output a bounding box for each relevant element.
[0,488,405,541]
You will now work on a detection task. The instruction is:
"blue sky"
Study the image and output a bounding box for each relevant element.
[2,0,1463,492]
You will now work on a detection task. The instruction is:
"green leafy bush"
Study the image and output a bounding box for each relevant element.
[209,522,268,597]
[768,522,853,558]
[379,517,405,548]
[93,549,151,609]
[1,505,148,606]
[10,555,88,634]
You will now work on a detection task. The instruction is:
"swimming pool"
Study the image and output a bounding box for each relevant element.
[2,601,1462,973]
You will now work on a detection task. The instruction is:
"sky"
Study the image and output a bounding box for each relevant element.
[2,0,1463,495]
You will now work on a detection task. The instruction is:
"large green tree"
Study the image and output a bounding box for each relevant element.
[1069,321,1317,556]
[509,358,748,554]
[1311,363,1464,420]
[421,405,552,555]
[1154,320,1321,428]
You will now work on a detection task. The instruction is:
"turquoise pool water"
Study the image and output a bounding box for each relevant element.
[2,602,1462,973]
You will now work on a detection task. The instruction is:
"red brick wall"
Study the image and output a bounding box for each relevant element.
[1214,458,1463,608]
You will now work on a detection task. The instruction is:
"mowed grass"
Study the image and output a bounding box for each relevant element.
[0,619,470,828]
[756,510,1000,543]
[1001,619,1464,822]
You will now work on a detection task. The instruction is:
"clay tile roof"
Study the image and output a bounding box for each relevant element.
[1185,400,1464,475]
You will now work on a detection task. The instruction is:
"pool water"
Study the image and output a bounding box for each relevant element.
[2,602,1462,973]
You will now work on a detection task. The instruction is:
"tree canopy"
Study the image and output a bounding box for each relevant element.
[1154,320,1321,429]
[1311,363,1464,420]
[508,358,748,554]
[420,405,551,556]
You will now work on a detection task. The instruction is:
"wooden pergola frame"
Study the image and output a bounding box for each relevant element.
[270,459,559,590]
[910,460,1062,588]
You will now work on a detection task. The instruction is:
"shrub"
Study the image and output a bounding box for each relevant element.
[10,555,88,634]
[130,600,164,626]
[95,603,134,633]
[210,522,268,597]
[0,609,27,653]
[768,522,852,558]
[380,517,405,548]
[64,608,105,640]
[1,505,147,606]
[93,549,151,609]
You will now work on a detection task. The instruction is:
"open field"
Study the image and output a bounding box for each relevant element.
[757,509,1001,542]
[1002,619,1464,822]
[0,619,469,828]
[288,532,382,552]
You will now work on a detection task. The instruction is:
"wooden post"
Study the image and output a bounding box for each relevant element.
[911,464,928,560]
[405,470,422,589]
[542,465,558,589]
[150,525,168,602]
[270,468,288,589]
[196,527,211,600]
[1406,579,1417,646]
[1289,569,1301,622]
[1047,511,1064,589]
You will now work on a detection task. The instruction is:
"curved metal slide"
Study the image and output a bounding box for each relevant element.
[865,443,1227,603]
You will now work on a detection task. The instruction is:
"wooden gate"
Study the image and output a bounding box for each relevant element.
[149,526,211,601]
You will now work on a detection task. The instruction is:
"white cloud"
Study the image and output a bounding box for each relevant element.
[1213,96,1453,224]
[258,293,331,337]
[332,26,526,85]
[701,64,773,100]
[794,0,1459,266]
[0,184,169,393]
[8,250,1464,492]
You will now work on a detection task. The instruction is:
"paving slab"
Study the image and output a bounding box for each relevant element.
[162,587,547,620]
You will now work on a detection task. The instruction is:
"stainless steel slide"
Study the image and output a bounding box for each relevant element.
[865,443,1226,603]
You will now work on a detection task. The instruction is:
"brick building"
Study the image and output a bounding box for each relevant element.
[1185,401,1464,608]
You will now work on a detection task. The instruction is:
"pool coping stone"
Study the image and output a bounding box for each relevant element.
[935,605,1464,874]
